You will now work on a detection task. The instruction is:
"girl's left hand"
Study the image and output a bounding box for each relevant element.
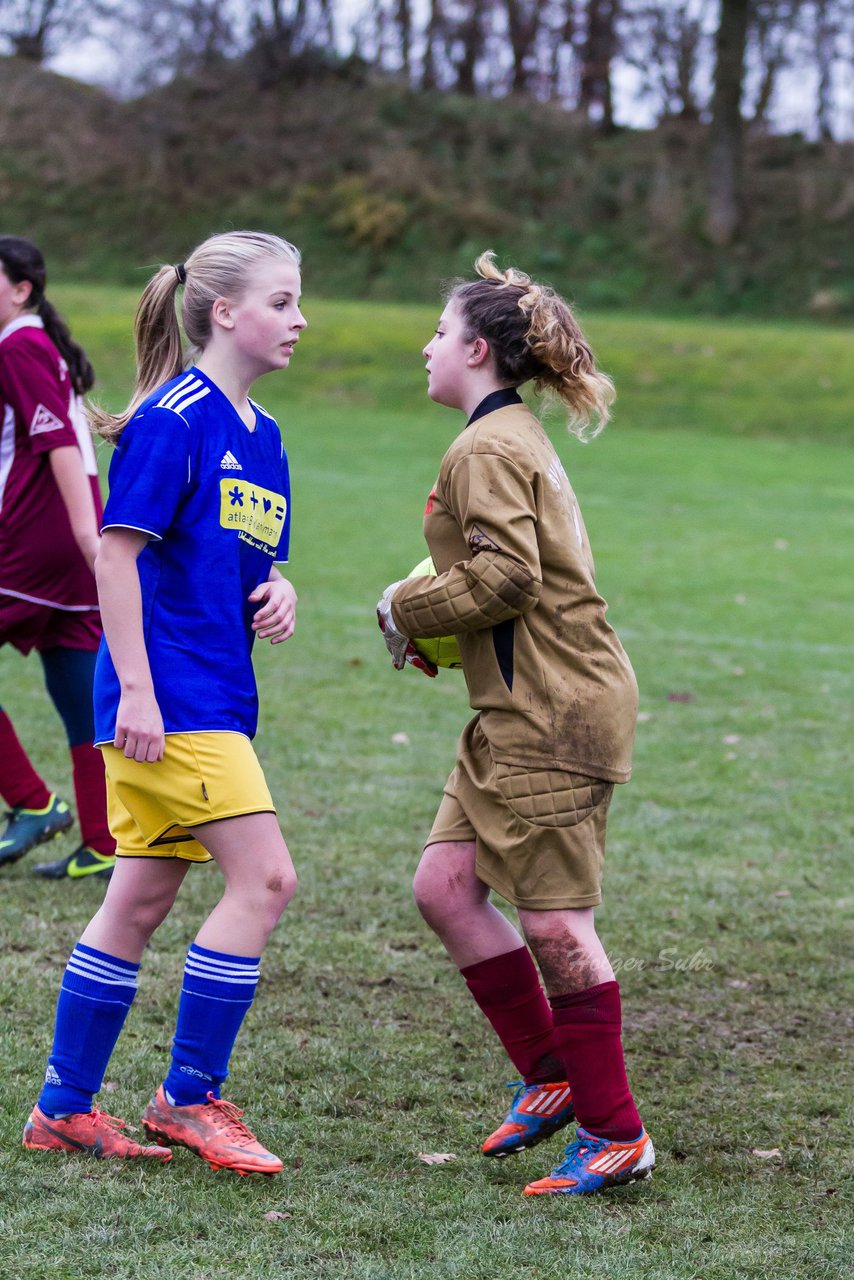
[249,575,298,644]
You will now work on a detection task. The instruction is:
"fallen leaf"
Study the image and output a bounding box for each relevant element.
[263,1211,291,1222]
[727,980,751,989]
[667,691,694,703]
[752,1148,782,1159]
[773,890,792,898]
[103,1080,119,1092]
[723,734,741,745]
[637,711,653,722]
[418,1153,456,1164]
[391,732,410,745]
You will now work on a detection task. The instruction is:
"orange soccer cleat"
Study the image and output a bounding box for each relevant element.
[141,1085,283,1176]
[23,1105,172,1161]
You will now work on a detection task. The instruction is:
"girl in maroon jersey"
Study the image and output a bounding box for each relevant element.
[0,237,114,879]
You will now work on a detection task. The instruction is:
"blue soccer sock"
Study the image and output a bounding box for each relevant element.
[162,942,261,1107]
[38,943,140,1117]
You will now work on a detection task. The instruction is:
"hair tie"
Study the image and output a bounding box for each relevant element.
[174,263,187,285]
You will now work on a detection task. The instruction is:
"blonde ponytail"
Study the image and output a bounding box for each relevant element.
[88,267,183,442]
[89,231,301,443]
[452,252,615,441]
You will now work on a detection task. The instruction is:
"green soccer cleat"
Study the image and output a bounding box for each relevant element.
[33,844,115,880]
[0,794,73,867]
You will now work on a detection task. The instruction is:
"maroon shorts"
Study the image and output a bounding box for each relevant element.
[0,592,101,655]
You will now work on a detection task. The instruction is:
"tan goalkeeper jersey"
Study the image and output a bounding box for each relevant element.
[391,390,638,783]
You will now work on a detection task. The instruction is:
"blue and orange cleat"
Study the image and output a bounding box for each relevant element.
[0,794,72,867]
[481,1080,575,1158]
[141,1085,283,1176]
[523,1125,655,1196]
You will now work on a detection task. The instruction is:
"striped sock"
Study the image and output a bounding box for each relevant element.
[162,943,261,1106]
[38,943,140,1117]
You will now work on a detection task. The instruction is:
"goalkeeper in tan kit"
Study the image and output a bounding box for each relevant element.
[377,253,654,1197]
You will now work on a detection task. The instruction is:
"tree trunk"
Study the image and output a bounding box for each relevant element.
[815,0,836,141]
[505,1,539,95]
[578,0,618,130]
[396,0,413,76]
[705,0,750,246]
[422,0,445,89]
[456,0,486,95]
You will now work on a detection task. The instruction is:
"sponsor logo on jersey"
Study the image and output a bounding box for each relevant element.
[219,478,286,551]
[220,451,242,470]
[29,404,65,435]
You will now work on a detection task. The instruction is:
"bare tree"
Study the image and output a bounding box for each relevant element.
[450,0,484,92]
[705,0,750,244]
[504,0,541,93]
[578,0,620,128]
[0,0,90,62]
[395,0,413,76]
[748,0,798,130]
[622,1,712,122]
[421,0,446,88]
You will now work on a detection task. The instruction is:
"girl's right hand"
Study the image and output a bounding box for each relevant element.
[114,690,165,762]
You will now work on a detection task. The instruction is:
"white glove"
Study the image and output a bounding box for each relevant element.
[377,582,410,669]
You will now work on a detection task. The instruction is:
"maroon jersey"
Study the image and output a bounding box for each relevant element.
[0,317,101,611]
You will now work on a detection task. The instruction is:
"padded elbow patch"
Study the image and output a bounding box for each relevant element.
[393,551,542,637]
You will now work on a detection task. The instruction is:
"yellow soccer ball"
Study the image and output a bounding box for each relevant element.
[408,556,463,670]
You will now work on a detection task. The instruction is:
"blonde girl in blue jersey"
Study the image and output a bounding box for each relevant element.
[23,230,306,1175]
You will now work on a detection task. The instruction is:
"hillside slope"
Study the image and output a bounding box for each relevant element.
[3,54,852,314]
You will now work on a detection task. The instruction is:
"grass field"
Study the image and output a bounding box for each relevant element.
[1,290,851,1279]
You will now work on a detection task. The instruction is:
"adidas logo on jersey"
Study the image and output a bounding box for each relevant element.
[220,451,242,470]
[29,404,65,435]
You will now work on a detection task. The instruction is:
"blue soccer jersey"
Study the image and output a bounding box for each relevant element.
[93,367,292,744]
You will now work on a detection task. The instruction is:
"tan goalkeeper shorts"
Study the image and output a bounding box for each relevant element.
[426,717,614,910]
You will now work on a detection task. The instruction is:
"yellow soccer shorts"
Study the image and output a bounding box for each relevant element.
[426,717,614,910]
[101,732,276,863]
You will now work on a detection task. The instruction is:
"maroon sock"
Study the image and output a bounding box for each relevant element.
[0,710,50,810]
[550,981,642,1142]
[70,742,115,857]
[461,946,562,1085]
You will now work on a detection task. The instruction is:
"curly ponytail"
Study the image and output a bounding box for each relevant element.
[450,252,615,441]
[0,236,95,395]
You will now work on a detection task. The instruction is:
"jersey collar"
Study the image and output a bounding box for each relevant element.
[467,386,523,427]
[0,314,44,345]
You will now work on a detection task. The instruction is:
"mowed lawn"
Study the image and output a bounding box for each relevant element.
[0,290,851,1279]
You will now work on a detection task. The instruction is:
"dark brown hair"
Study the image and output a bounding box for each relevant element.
[0,236,95,394]
[449,252,615,439]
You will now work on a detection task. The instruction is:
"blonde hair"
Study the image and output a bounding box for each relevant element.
[90,231,301,442]
[449,251,615,440]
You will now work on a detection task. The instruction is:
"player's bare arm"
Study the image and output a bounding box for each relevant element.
[48,444,101,576]
[95,527,164,762]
